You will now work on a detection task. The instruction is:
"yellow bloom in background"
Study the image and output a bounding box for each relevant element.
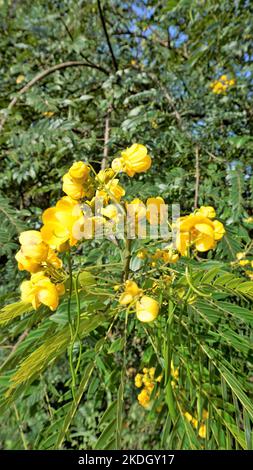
[135,367,162,408]
[16,74,25,84]
[41,197,84,250]
[196,206,216,219]
[153,248,179,264]
[239,259,250,266]
[136,296,159,322]
[137,388,151,408]
[236,252,246,260]
[119,280,142,305]
[185,412,193,423]
[134,373,143,388]
[210,74,235,94]
[137,249,147,259]
[112,143,152,177]
[20,272,65,311]
[198,424,206,439]
[244,216,253,224]
[146,197,165,225]
[42,111,54,118]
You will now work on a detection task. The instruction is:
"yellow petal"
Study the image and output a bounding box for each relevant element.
[136,296,159,322]
[69,161,89,182]
[213,220,225,240]
[196,206,216,219]
[62,173,85,200]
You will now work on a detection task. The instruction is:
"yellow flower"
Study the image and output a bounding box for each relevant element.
[136,296,159,322]
[184,412,193,423]
[15,230,49,273]
[245,270,253,280]
[18,231,49,262]
[137,388,151,408]
[171,361,179,380]
[68,161,90,182]
[134,373,143,388]
[176,213,225,254]
[244,217,253,223]
[137,249,147,259]
[101,204,120,221]
[20,272,65,311]
[106,179,125,202]
[42,111,54,118]
[176,231,191,256]
[191,418,198,429]
[239,259,250,266]
[112,144,152,177]
[202,409,209,420]
[15,250,42,273]
[46,248,62,269]
[210,75,235,94]
[119,280,142,305]
[153,248,179,264]
[41,197,83,250]
[146,197,165,225]
[236,252,245,260]
[96,168,115,184]
[62,173,86,200]
[16,74,25,84]
[196,206,216,219]
[213,220,225,240]
[198,424,206,439]
[127,198,146,219]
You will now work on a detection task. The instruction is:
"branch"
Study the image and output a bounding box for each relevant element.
[97,0,118,72]
[0,60,108,132]
[101,106,112,170]
[194,145,200,209]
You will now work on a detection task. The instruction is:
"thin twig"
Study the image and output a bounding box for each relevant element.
[101,106,112,170]
[97,0,118,71]
[0,60,108,132]
[194,145,200,209]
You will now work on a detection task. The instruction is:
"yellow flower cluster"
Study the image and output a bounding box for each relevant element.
[210,74,235,94]
[119,281,159,323]
[184,409,209,439]
[176,206,225,255]
[15,230,65,310]
[16,144,152,312]
[135,367,162,408]
[235,252,253,279]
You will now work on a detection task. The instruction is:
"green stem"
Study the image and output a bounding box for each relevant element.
[13,404,28,450]
[67,251,76,401]
[165,291,177,423]
[122,237,132,282]
[116,306,129,449]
